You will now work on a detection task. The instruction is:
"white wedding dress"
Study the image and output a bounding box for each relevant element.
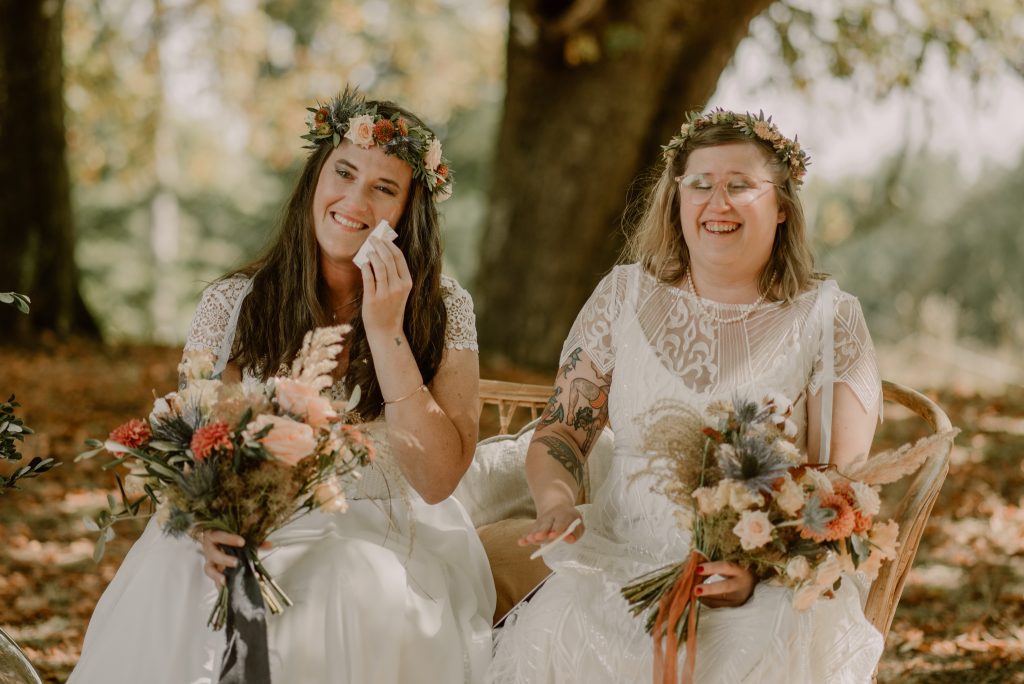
[70,274,495,684]
[488,264,885,684]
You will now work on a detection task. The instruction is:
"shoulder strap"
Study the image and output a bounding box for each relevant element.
[213,278,254,378]
[818,280,839,464]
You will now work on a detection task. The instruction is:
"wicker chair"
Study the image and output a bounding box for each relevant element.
[476,378,955,641]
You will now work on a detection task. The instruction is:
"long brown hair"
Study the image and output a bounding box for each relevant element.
[623,120,819,301]
[227,100,446,420]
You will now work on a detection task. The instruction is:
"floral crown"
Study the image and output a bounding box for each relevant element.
[302,88,453,201]
[662,109,810,186]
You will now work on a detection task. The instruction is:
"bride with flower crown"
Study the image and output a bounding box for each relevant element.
[70,90,494,684]
[487,111,885,683]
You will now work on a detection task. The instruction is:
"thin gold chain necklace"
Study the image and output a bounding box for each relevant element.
[330,296,361,323]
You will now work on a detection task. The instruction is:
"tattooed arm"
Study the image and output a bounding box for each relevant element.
[519,347,611,546]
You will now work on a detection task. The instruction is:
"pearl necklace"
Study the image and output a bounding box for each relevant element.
[685,269,776,325]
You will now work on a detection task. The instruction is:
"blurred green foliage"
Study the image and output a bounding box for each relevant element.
[815,151,1024,348]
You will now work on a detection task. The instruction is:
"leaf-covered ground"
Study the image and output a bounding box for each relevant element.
[0,341,1021,682]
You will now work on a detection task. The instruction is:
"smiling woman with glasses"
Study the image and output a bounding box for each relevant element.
[488,110,885,684]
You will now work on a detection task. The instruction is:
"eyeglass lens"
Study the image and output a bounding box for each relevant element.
[679,174,774,206]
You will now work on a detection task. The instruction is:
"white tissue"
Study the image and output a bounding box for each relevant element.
[529,518,582,560]
[353,219,398,267]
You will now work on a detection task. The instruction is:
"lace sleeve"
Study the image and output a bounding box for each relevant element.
[440,274,478,351]
[182,276,253,368]
[559,266,629,376]
[810,291,882,414]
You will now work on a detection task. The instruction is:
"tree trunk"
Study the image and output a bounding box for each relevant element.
[476,0,771,370]
[0,0,98,341]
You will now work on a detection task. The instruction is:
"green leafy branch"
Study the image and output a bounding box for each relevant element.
[1,394,58,491]
[1,294,58,491]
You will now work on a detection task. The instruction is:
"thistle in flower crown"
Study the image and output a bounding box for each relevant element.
[302,87,454,201]
[662,109,811,186]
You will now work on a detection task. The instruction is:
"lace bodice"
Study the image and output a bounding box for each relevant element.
[183,273,478,363]
[562,264,879,412]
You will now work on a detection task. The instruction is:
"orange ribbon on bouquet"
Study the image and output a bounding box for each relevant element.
[652,550,706,684]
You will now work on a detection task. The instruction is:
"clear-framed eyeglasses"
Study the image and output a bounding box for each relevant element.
[676,173,780,206]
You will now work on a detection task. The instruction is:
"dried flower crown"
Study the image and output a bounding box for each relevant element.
[302,88,453,201]
[663,109,810,186]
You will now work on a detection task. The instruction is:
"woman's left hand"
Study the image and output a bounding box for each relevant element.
[360,237,412,337]
[694,561,757,608]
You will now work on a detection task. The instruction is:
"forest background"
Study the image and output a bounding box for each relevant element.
[1,0,1024,681]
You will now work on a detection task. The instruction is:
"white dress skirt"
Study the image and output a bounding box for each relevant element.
[70,427,495,684]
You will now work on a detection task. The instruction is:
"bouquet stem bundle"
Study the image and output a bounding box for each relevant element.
[209,546,293,632]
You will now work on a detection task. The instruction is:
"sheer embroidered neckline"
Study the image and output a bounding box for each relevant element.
[641,269,819,312]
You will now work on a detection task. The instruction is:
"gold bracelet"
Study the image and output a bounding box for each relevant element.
[383,384,428,405]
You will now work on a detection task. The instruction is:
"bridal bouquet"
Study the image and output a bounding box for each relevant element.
[78,325,372,683]
[621,393,941,684]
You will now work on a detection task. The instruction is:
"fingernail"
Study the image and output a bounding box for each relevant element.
[694,587,703,596]
[696,565,705,574]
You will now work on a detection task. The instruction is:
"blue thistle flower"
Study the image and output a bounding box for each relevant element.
[733,398,761,425]
[717,434,791,494]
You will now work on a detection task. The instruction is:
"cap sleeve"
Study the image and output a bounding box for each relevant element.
[440,274,478,352]
[182,275,253,377]
[810,290,882,415]
[559,266,629,376]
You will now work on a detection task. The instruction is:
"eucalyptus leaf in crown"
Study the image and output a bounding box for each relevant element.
[302,87,453,201]
[663,109,811,186]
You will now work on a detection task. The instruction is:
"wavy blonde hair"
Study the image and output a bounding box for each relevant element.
[623,121,819,301]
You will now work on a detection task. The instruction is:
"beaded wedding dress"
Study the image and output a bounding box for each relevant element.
[70,275,495,684]
[488,264,885,684]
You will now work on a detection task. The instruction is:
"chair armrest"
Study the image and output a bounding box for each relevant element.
[863,381,955,638]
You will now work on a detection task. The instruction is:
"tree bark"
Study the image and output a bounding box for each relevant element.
[0,0,98,341]
[476,0,771,370]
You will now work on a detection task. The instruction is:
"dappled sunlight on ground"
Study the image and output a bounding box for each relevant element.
[0,341,1022,682]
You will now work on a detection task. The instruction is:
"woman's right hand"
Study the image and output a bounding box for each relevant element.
[517,504,585,547]
[199,530,245,588]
